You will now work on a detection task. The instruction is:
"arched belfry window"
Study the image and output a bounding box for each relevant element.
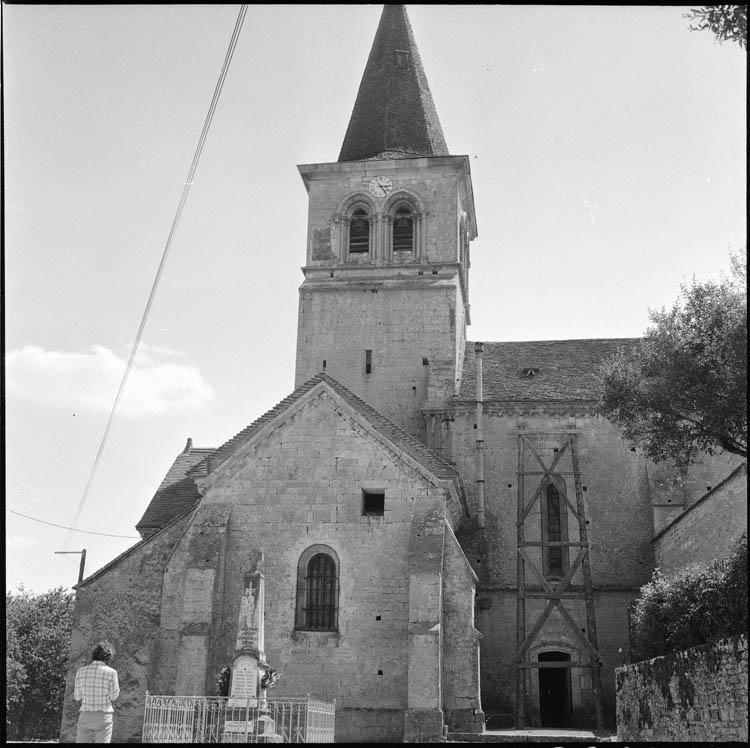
[295,545,339,631]
[392,205,414,253]
[541,478,569,578]
[348,207,370,255]
[384,193,422,261]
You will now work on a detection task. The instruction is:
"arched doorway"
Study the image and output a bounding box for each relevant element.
[538,651,571,727]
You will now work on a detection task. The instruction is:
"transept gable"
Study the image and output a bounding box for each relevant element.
[193,374,467,522]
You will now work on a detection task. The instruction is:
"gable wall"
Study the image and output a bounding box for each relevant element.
[155,391,454,742]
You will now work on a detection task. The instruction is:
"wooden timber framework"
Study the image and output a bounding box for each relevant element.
[514,432,605,729]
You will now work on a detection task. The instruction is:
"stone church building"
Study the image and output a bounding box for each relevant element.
[60,6,742,743]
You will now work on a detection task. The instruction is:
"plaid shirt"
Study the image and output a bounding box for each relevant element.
[74,660,119,712]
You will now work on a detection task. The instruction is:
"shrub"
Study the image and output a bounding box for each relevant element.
[630,533,747,661]
[6,586,75,740]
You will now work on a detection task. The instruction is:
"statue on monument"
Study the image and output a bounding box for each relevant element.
[240,578,257,630]
[235,570,263,653]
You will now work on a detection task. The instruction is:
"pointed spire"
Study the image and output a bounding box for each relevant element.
[338,5,449,162]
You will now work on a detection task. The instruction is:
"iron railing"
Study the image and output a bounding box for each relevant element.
[142,694,335,743]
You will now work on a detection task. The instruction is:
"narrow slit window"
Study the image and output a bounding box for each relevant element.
[365,349,372,374]
[546,484,563,576]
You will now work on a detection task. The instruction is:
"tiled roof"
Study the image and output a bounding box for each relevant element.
[199,373,460,482]
[458,339,642,401]
[338,4,449,162]
[135,441,214,534]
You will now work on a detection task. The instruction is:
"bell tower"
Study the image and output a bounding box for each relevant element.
[295,4,477,438]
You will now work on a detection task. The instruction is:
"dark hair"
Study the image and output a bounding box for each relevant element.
[92,640,115,663]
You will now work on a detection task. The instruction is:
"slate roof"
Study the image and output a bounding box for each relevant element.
[135,439,214,535]
[458,339,642,401]
[338,4,449,162]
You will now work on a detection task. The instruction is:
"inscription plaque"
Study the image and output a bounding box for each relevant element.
[228,654,258,706]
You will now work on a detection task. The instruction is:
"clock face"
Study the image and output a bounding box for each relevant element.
[368,176,393,197]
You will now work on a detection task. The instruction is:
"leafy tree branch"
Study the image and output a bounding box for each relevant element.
[684,5,747,49]
[600,252,747,468]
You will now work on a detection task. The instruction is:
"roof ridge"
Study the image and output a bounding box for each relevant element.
[316,372,459,479]
[201,371,457,481]
[467,337,642,345]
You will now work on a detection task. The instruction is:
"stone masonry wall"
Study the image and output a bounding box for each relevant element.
[616,634,748,742]
[452,409,654,728]
[296,279,463,438]
[450,410,656,591]
[162,388,461,743]
[59,515,190,743]
[653,463,747,574]
[300,158,468,269]
[295,156,473,439]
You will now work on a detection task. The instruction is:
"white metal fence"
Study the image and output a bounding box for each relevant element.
[142,693,335,743]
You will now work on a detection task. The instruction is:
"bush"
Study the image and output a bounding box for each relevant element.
[6,586,75,740]
[630,533,747,661]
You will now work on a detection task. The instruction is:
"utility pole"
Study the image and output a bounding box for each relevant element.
[55,549,86,585]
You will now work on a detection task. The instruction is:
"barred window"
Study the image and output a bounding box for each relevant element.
[305,554,337,629]
[295,546,339,631]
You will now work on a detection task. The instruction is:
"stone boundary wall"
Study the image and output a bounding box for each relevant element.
[615,634,747,742]
[653,464,747,574]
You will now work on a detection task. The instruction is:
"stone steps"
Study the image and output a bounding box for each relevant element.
[447,728,617,743]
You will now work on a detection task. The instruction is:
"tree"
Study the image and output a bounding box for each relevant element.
[684,5,747,49]
[6,624,27,715]
[6,586,75,740]
[600,253,747,468]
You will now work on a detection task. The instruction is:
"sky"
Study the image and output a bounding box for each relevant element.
[3,4,746,594]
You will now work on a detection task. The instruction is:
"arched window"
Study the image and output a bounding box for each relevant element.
[392,204,414,253]
[295,545,339,631]
[348,208,370,254]
[542,479,568,578]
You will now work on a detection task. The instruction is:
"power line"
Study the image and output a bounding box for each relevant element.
[8,508,140,539]
[64,5,249,547]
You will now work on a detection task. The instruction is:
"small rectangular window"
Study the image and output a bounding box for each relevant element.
[365,349,372,374]
[362,490,385,516]
[394,50,409,69]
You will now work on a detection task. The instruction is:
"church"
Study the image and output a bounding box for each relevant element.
[60,6,742,743]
